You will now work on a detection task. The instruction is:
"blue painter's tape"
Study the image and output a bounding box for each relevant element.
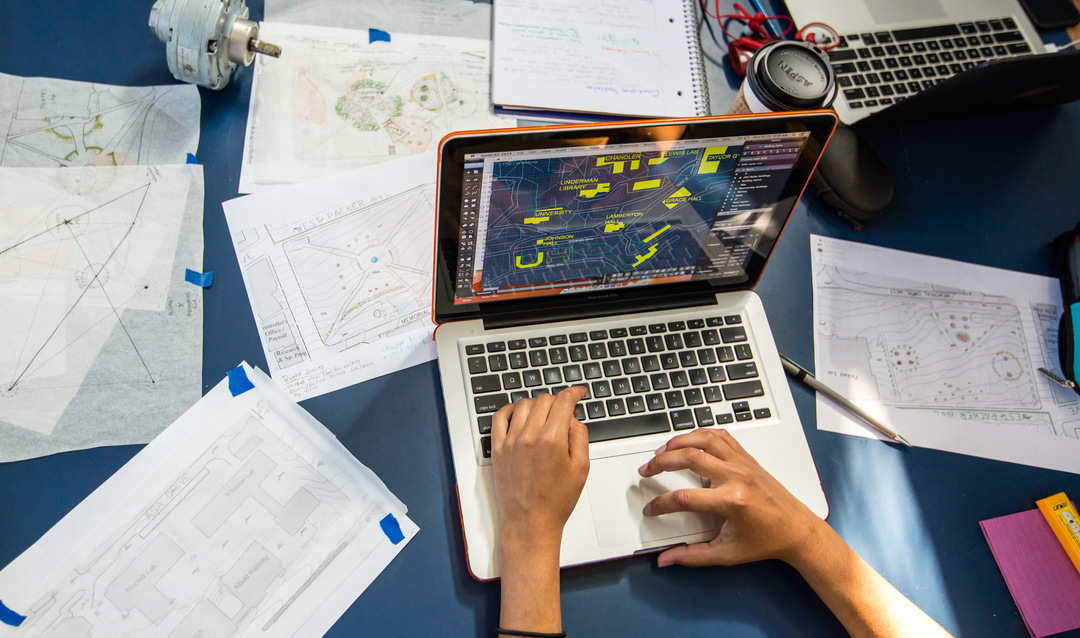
[380,513,405,544]
[185,269,213,288]
[186,153,198,164]
[227,366,255,396]
[1071,302,1080,383]
[0,600,26,627]
[369,28,391,43]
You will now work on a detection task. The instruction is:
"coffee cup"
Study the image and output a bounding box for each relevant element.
[728,40,837,114]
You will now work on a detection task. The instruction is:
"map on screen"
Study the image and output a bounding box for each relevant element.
[452,131,809,304]
[478,144,739,290]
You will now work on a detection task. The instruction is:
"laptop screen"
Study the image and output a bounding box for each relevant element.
[453,132,810,305]
[433,113,837,324]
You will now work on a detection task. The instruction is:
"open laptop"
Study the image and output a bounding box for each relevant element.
[432,112,836,580]
[784,0,1046,124]
[854,48,1080,128]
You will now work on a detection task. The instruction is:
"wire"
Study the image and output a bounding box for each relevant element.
[698,0,729,54]
[698,13,729,67]
[1062,38,1080,50]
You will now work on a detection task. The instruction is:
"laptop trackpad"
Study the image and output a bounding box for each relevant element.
[586,452,715,550]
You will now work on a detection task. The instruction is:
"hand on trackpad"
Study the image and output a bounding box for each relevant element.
[585,452,714,550]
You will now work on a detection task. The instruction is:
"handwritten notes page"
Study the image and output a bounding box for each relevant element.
[223,154,438,402]
[493,0,708,119]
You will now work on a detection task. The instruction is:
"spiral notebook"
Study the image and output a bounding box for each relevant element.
[492,0,710,122]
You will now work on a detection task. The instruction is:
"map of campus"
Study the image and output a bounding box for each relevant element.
[477,144,742,294]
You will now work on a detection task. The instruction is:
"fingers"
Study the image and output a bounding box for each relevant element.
[655,429,748,465]
[567,417,591,472]
[656,541,733,568]
[491,400,516,449]
[496,386,587,450]
[643,488,717,516]
[639,445,727,480]
[546,385,587,438]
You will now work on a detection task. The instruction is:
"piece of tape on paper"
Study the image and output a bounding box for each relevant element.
[380,513,405,544]
[369,28,391,43]
[0,601,26,627]
[185,269,213,288]
[227,366,255,396]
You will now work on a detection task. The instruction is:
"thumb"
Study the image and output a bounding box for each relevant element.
[568,418,590,471]
[656,541,727,568]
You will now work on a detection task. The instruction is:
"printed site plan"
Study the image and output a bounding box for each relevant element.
[812,235,1080,474]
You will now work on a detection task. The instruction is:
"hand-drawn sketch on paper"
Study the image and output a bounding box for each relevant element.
[811,235,1080,474]
[0,166,202,461]
[225,153,438,401]
[242,24,512,191]
[0,364,417,638]
[0,72,200,168]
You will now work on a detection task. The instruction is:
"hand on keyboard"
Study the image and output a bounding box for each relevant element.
[638,428,822,568]
[491,386,590,548]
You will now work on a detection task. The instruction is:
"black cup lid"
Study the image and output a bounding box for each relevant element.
[753,42,834,110]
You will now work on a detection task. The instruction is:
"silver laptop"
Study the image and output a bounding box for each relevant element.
[432,113,836,580]
[785,0,1046,124]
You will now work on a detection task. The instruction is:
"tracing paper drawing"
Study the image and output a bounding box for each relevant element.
[0,363,417,638]
[225,154,437,401]
[0,72,200,168]
[264,0,491,39]
[240,24,512,193]
[0,166,203,461]
[812,235,1080,474]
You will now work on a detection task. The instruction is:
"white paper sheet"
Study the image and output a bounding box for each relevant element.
[239,23,513,193]
[264,0,492,40]
[224,153,438,402]
[0,72,200,167]
[0,363,417,638]
[492,0,708,118]
[0,166,203,461]
[811,235,1080,474]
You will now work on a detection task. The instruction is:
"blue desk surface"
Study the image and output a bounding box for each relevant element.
[3,2,1080,636]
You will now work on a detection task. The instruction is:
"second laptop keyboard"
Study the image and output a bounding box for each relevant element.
[830,18,1036,112]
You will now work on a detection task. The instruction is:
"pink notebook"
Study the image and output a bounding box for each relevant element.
[981,507,1080,638]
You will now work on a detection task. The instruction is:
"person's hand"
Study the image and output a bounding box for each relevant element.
[638,428,827,568]
[491,386,590,549]
[639,429,958,638]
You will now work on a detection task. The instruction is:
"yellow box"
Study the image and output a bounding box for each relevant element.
[1037,492,1080,575]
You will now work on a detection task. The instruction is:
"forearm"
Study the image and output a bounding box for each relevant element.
[499,533,563,635]
[787,523,953,638]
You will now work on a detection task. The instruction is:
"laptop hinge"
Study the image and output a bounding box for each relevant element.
[482,292,718,330]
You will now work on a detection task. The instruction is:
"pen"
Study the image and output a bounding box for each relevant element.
[779,353,912,447]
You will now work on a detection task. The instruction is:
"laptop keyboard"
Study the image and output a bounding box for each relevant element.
[462,313,774,463]
[830,18,1035,112]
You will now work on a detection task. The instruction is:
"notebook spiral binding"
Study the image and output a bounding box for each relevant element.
[683,0,712,115]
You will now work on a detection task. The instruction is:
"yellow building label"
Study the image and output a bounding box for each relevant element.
[516,253,544,268]
[632,179,662,191]
[580,183,611,198]
[697,146,730,174]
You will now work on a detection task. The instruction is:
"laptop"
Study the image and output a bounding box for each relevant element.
[854,48,1080,128]
[432,112,836,580]
[784,0,1047,124]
